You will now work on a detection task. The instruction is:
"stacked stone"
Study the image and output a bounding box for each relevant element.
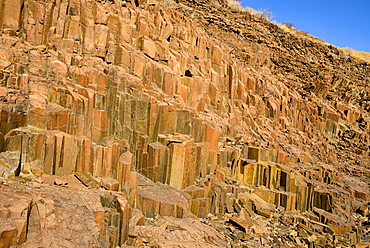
[0,0,369,246]
[0,0,368,179]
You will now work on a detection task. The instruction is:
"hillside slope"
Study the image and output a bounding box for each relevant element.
[0,0,369,247]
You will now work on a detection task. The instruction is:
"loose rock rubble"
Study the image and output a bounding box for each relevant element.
[0,0,369,247]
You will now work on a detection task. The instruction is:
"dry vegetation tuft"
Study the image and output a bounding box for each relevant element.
[341,48,370,62]
[162,0,178,8]
[227,0,273,20]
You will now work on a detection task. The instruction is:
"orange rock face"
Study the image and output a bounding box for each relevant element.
[0,0,369,246]
[0,175,130,247]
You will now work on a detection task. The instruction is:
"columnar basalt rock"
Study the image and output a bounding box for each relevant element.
[0,0,369,246]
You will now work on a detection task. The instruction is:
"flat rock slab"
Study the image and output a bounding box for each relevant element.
[131,216,228,247]
[135,173,191,218]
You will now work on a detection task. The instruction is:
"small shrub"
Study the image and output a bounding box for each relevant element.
[282,22,294,28]
[244,7,274,21]
[227,0,274,21]
[257,8,274,21]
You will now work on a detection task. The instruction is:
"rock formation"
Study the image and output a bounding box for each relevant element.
[0,0,369,247]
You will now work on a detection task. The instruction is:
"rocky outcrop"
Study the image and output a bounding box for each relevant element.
[0,0,369,246]
[0,175,130,247]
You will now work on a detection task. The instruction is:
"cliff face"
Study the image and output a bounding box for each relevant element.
[0,0,369,247]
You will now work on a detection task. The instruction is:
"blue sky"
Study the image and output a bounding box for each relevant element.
[241,0,370,52]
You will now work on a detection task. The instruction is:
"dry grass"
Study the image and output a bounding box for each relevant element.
[278,23,329,46]
[227,0,273,20]
[227,0,246,12]
[226,0,369,63]
[341,48,370,62]
[208,0,221,9]
[281,24,370,63]
[162,0,177,9]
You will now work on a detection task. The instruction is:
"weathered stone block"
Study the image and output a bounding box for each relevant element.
[118,151,133,186]
[2,0,24,30]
